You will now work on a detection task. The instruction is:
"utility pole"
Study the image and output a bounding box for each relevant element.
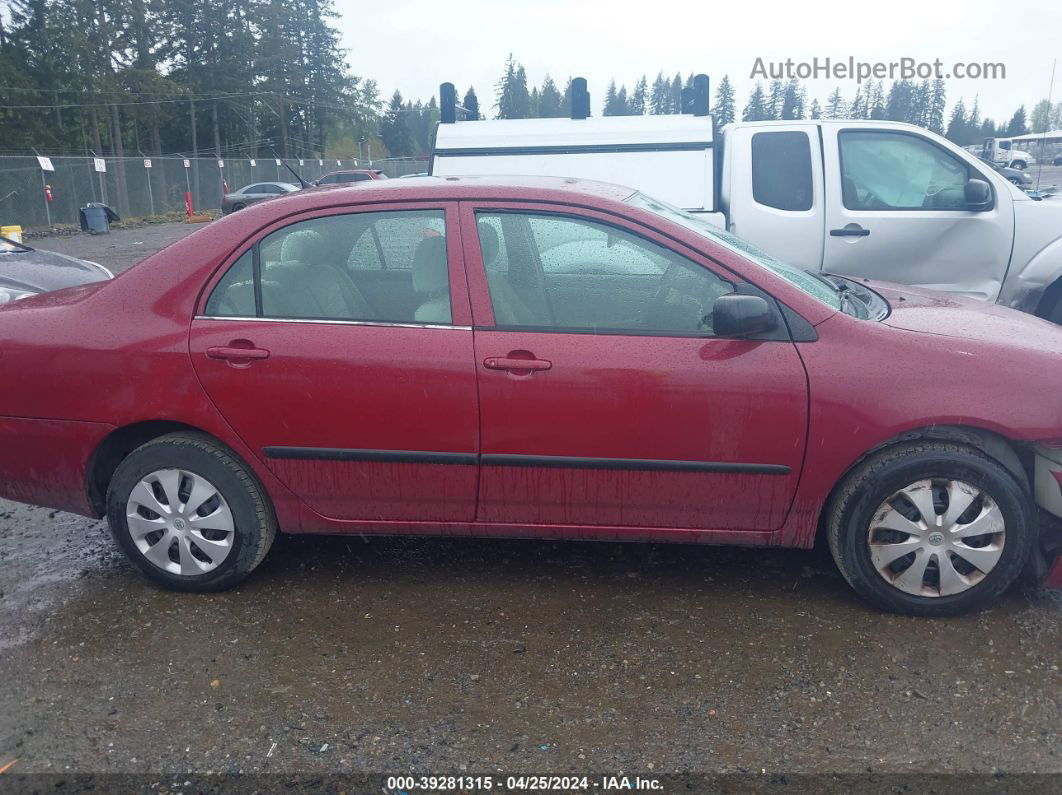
[190,98,200,210]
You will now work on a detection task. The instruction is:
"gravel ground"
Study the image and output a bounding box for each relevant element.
[1,219,1060,786]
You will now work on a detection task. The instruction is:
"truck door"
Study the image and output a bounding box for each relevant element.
[722,123,825,271]
[821,126,1014,301]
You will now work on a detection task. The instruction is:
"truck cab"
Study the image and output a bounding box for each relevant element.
[982,137,1036,169]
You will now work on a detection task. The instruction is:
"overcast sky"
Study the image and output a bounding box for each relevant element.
[334,0,1060,124]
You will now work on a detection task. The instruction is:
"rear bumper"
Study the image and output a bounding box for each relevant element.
[1033,445,1062,588]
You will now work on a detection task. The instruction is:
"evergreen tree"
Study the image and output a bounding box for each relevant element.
[825,87,848,119]
[809,98,822,119]
[780,78,804,120]
[908,80,929,127]
[603,80,619,115]
[669,73,683,113]
[868,80,887,120]
[945,98,967,144]
[766,79,785,120]
[629,75,648,115]
[649,72,670,114]
[713,75,736,125]
[742,82,768,121]
[530,87,541,117]
[538,75,563,117]
[927,79,947,134]
[885,80,913,122]
[463,86,480,120]
[379,90,412,156]
[1031,98,1053,133]
[495,55,531,119]
[848,87,865,120]
[1005,106,1028,136]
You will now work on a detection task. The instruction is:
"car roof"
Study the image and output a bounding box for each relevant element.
[258,175,638,211]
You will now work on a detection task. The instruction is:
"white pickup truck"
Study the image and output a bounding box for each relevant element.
[432,77,1062,323]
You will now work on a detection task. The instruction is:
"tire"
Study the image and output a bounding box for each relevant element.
[106,432,277,592]
[1010,160,1027,170]
[231,202,246,212]
[826,442,1035,616]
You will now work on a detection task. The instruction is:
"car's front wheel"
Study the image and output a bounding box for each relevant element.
[106,432,276,591]
[827,442,1035,616]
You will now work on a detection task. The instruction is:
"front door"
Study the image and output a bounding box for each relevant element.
[189,203,479,523]
[821,126,1014,301]
[462,202,808,533]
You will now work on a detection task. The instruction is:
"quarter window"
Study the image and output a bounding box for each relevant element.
[752,131,814,211]
[475,212,733,335]
[839,131,973,211]
[204,210,451,324]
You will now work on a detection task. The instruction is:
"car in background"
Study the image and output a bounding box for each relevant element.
[221,182,300,214]
[1055,154,1062,166]
[0,234,112,304]
[314,169,387,186]
[0,176,1059,615]
[980,157,1033,187]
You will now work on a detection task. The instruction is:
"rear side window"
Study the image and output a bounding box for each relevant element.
[204,250,254,316]
[751,131,813,211]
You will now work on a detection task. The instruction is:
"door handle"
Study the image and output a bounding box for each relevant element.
[484,356,552,372]
[830,225,870,237]
[206,344,270,362]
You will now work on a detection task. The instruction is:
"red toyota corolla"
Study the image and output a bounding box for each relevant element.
[1,176,1060,615]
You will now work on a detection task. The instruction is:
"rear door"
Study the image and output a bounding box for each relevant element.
[461,201,809,533]
[189,202,479,524]
[821,126,1014,301]
[722,123,825,271]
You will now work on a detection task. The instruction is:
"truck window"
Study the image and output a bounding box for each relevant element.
[839,131,971,211]
[751,131,813,212]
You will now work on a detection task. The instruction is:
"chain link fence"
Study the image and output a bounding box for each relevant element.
[0,155,429,230]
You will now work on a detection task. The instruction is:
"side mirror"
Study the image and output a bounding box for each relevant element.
[965,178,992,211]
[713,294,776,338]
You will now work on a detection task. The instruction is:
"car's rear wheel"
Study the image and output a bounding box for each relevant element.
[231,202,246,212]
[106,432,276,591]
[827,442,1034,616]
[1009,160,1027,170]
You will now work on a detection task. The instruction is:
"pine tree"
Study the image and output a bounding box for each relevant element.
[927,79,946,134]
[742,83,768,121]
[629,75,648,115]
[868,81,886,120]
[848,87,865,120]
[885,80,913,122]
[1031,98,1053,133]
[713,75,736,125]
[825,87,848,119]
[380,90,412,156]
[1005,106,1028,136]
[603,80,619,116]
[766,79,785,120]
[463,86,480,120]
[945,99,967,144]
[780,78,805,120]
[908,81,929,127]
[539,75,563,117]
[649,72,670,114]
[809,98,822,119]
[495,55,531,119]
[669,73,683,113]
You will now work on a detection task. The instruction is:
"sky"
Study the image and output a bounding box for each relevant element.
[334,0,1062,124]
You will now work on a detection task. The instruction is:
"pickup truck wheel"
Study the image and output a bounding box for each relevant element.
[827,442,1034,616]
[106,432,277,592]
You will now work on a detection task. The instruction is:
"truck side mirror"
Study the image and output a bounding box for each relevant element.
[713,294,776,338]
[965,178,992,211]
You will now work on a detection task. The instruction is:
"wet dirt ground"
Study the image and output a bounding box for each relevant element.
[1,223,1060,782]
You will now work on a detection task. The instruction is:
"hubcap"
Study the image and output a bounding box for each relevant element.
[126,469,235,576]
[867,478,1006,598]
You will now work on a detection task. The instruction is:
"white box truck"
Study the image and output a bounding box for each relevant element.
[432,76,1062,323]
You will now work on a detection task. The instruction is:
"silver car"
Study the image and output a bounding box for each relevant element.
[221,182,300,214]
[0,235,112,303]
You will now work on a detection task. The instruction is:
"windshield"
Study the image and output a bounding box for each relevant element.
[626,192,842,311]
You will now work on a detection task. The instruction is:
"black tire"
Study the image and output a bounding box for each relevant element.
[826,442,1035,616]
[231,202,246,212]
[106,432,277,592]
[1010,160,1027,170]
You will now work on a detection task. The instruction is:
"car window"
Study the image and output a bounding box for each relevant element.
[203,250,254,317]
[204,210,451,324]
[475,211,733,334]
[840,131,971,210]
[752,131,813,211]
[317,174,337,185]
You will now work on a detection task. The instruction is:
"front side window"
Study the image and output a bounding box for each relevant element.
[752,131,813,211]
[204,209,451,325]
[839,131,972,211]
[475,211,733,335]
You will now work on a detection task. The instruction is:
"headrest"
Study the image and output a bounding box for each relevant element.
[477,220,499,265]
[280,229,325,264]
[412,235,448,293]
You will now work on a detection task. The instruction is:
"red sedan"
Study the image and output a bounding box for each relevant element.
[1,176,1060,615]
